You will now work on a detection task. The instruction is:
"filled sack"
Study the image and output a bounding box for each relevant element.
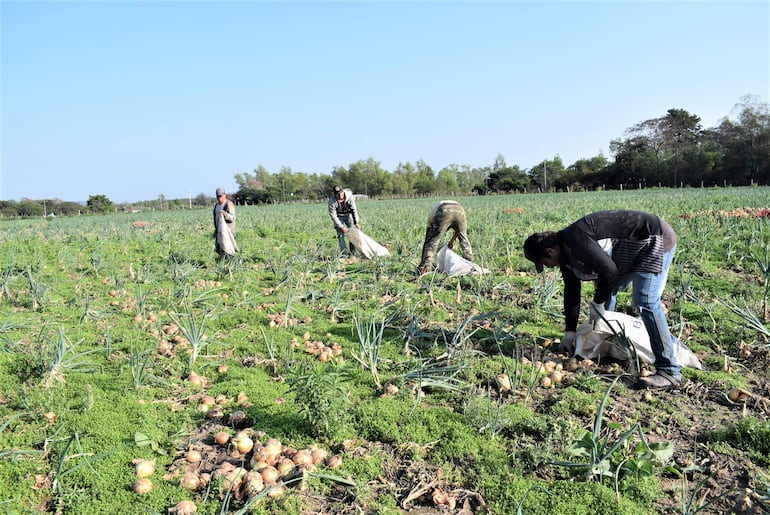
[346,228,390,259]
[436,246,490,277]
[216,214,238,256]
[574,310,703,369]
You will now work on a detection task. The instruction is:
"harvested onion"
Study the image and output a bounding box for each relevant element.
[132,477,153,494]
[181,472,200,491]
[133,458,156,478]
[169,500,197,515]
[325,454,343,469]
[232,434,254,454]
[186,449,202,463]
[260,465,280,484]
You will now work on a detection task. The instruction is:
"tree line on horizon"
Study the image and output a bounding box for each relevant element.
[2,95,768,218]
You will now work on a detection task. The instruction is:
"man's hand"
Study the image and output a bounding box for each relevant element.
[558,331,576,355]
[341,226,349,233]
[355,224,361,230]
[589,301,605,323]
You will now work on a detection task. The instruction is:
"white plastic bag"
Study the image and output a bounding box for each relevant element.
[436,246,490,277]
[574,310,703,369]
[346,228,390,259]
[216,214,238,256]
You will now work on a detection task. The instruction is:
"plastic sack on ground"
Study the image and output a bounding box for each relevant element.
[346,228,390,259]
[436,246,490,277]
[574,310,703,369]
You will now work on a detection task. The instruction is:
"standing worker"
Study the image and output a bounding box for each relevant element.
[328,184,360,257]
[523,210,680,390]
[213,187,238,258]
[418,200,473,275]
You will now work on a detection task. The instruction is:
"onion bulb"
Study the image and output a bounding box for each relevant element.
[325,454,343,469]
[264,438,282,458]
[311,447,328,465]
[132,477,153,494]
[169,500,197,515]
[214,431,230,445]
[232,434,254,454]
[188,371,206,386]
[277,458,295,476]
[293,449,313,467]
[133,458,156,478]
[260,465,280,484]
[243,470,265,496]
[186,449,202,463]
[180,472,200,491]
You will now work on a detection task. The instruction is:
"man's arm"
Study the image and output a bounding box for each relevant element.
[562,266,582,331]
[222,201,236,223]
[328,198,343,229]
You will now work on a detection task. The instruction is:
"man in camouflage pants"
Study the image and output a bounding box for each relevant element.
[418,200,473,274]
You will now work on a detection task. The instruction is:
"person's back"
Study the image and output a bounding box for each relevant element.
[418,200,472,274]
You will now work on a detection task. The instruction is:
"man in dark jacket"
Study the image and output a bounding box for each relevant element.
[523,210,680,390]
[328,185,360,257]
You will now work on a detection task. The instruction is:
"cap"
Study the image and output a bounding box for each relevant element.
[215,187,225,197]
[523,232,551,272]
[332,185,343,195]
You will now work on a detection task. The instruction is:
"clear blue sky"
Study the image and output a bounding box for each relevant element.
[2,1,768,203]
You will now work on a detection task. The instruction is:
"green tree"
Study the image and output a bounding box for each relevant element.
[17,199,44,217]
[560,154,609,191]
[715,95,770,185]
[413,160,435,195]
[391,162,417,196]
[624,108,702,186]
[528,157,564,192]
[436,166,459,194]
[86,195,114,214]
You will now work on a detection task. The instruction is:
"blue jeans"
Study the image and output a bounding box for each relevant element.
[605,247,680,379]
[334,214,355,255]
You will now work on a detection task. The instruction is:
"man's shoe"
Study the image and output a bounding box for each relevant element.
[636,371,680,390]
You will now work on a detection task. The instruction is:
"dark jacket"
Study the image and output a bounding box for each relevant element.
[558,210,676,331]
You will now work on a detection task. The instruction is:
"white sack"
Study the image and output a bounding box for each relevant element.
[575,310,703,369]
[436,246,490,277]
[216,213,238,256]
[346,228,390,259]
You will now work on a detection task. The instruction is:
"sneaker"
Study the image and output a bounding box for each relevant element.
[636,371,680,390]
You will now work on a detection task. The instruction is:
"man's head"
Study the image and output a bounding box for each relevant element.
[216,187,226,197]
[523,231,560,272]
[332,185,344,200]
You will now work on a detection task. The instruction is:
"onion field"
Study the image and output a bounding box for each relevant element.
[1,187,769,514]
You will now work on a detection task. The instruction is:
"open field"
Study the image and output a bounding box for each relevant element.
[1,187,769,514]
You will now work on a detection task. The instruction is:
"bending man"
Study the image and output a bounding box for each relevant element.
[523,210,680,390]
[418,200,473,275]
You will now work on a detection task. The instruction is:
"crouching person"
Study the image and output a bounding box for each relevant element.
[418,200,473,275]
